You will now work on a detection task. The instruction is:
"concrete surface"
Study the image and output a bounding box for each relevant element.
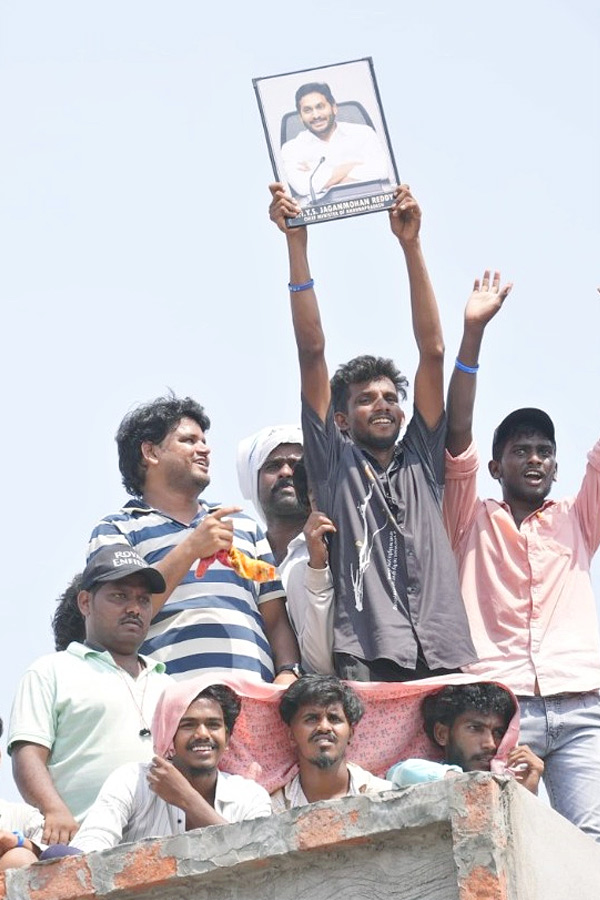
[2,774,599,900]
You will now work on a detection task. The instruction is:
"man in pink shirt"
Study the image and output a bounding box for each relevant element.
[443,271,600,841]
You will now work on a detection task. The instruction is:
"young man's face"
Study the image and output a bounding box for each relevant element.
[434,711,508,772]
[288,702,353,770]
[257,443,304,522]
[335,377,404,453]
[172,698,229,776]
[298,92,337,139]
[143,416,211,495]
[78,573,153,655]
[488,428,557,507]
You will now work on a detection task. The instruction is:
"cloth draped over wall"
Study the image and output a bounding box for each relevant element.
[152,672,520,793]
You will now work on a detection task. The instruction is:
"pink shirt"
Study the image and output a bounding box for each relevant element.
[443,440,600,696]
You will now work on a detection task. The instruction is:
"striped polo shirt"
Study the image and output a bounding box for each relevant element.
[87,500,283,681]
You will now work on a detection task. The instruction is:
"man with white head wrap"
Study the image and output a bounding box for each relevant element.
[237,426,335,674]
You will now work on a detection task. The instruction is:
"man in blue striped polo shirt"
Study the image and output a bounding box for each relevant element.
[88,395,301,684]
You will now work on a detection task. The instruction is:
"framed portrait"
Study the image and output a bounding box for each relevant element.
[253,58,399,227]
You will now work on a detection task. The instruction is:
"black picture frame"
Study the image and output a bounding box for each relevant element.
[253,58,399,227]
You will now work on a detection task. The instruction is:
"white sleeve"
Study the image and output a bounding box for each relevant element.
[8,660,58,753]
[345,126,390,183]
[228,779,272,821]
[297,564,335,674]
[70,764,140,853]
[280,136,318,197]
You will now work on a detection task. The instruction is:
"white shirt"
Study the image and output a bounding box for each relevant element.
[0,798,45,850]
[281,121,392,200]
[278,534,335,674]
[71,764,272,853]
[270,762,393,813]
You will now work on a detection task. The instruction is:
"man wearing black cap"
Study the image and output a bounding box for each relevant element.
[7,546,172,847]
[443,271,600,841]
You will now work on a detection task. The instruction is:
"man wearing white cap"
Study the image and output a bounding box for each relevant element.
[237,427,335,673]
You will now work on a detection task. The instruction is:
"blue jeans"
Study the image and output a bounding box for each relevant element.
[518,691,600,841]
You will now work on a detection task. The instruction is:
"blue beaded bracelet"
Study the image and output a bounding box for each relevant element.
[12,830,25,848]
[288,279,314,293]
[455,358,479,374]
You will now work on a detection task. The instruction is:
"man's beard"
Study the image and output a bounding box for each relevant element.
[310,752,339,770]
[363,432,399,451]
[353,428,400,453]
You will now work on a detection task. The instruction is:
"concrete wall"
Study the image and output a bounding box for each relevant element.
[2,774,600,900]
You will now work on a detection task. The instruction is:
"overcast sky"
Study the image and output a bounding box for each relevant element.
[1,0,598,800]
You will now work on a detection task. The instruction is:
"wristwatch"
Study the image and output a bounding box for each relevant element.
[276,662,304,679]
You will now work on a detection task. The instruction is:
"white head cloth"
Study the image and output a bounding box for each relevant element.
[236,425,303,523]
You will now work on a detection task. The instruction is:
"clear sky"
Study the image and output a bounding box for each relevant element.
[1,0,599,801]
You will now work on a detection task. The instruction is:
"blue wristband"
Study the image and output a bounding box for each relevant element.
[12,830,25,848]
[288,279,314,293]
[455,357,479,374]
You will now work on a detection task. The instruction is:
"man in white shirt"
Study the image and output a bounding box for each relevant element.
[271,675,392,812]
[71,680,271,853]
[281,82,391,205]
[237,426,335,673]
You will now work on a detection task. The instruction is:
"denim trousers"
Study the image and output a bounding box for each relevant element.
[518,691,600,842]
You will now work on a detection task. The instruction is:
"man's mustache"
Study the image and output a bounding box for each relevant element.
[311,731,336,743]
[120,615,144,626]
[272,478,295,494]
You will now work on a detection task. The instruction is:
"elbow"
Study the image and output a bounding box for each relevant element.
[298,337,326,366]
[421,340,445,365]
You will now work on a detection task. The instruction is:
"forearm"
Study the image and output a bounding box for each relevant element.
[287,233,321,354]
[400,237,444,425]
[0,831,39,858]
[446,322,485,457]
[261,599,300,672]
[401,238,444,359]
[182,793,227,830]
[285,231,330,419]
[12,747,69,819]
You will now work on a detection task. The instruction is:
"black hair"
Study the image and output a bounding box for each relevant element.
[422,684,516,746]
[295,82,336,112]
[52,573,86,651]
[330,355,409,414]
[117,393,210,496]
[279,675,364,726]
[196,685,242,734]
[492,424,556,462]
[0,717,3,739]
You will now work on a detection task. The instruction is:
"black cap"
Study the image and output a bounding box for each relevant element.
[81,546,166,593]
[492,408,556,459]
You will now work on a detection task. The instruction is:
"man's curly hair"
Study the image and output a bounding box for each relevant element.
[422,684,515,747]
[117,393,210,496]
[330,355,408,413]
[52,573,85,651]
[279,675,364,726]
